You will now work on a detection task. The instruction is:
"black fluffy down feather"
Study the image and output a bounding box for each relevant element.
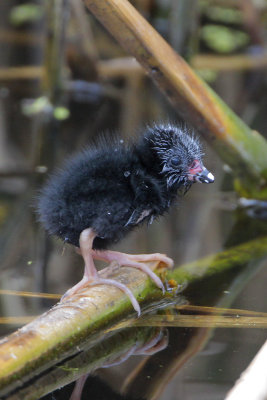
[37,124,208,249]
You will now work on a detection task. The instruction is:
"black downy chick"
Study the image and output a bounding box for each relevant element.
[38,123,214,315]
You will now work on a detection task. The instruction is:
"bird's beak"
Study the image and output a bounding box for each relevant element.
[188,160,214,184]
[195,167,215,184]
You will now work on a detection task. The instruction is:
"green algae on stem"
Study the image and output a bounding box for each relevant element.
[171,236,267,285]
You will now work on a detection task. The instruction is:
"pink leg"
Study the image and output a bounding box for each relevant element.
[61,229,141,315]
[91,250,174,293]
[134,328,168,355]
[69,374,89,400]
[102,329,168,368]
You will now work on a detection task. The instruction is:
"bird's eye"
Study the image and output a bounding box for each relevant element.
[170,157,180,167]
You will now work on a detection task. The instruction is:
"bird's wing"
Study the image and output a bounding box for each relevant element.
[125,169,164,227]
[125,208,153,226]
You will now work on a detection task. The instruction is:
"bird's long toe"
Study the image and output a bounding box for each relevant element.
[92,250,171,293]
[127,253,174,268]
[93,277,141,316]
[124,261,165,293]
[61,275,141,316]
[135,328,168,355]
[61,275,91,301]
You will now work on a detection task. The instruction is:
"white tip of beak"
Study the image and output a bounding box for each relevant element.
[207,172,215,183]
[196,169,215,184]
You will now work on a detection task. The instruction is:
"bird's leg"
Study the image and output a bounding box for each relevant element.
[134,328,168,356]
[69,330,168,400]
[62,228,141,315]
[91,250,174,294]
[61,228,98,299]
[69,374,89,400]
[102,328,168,368]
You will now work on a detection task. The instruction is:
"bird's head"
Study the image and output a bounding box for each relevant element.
[146,124,214,191]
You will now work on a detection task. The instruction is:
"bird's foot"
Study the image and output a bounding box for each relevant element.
[69,328,167,400]
[61,275,141,316]
[134,328,168,356]
[93,277,141,315]
[124,252,173,268]
[61,275,91,300]
[92,250,174,294]
[63,229,141,315]
[103,328,168,368]
[69,374,89,400]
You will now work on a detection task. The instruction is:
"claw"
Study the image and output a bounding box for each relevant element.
[61,277,141,316]
[66,229,172,317]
